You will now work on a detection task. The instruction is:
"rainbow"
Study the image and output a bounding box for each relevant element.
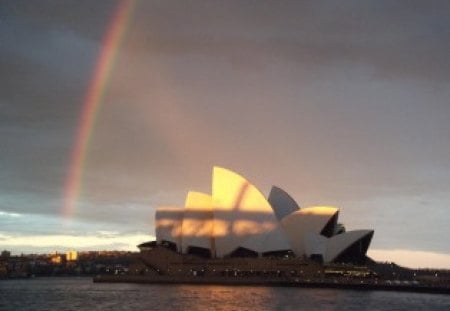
[63,0,136,218]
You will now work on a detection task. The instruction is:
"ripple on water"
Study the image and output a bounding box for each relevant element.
[0,278,449,311]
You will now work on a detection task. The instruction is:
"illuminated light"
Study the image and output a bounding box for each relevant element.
[155,206,184,251]
[181,219,215,237]
[170,226,183,238]
[212,167,281,257]
[157,219,180,227]
[181,192,214,254]
[299,206,338,216]
[185,192,212,211]
[63,0,136,219]
[50,254,62,264]
[232,220,277,235]
[212,167,276,214]
[66,250,78,262]
[210,219,229,237]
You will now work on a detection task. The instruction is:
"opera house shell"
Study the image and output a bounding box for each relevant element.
[152,167,374,264]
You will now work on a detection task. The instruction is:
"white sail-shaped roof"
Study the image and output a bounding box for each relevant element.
[302,230,375,263]
[268,186,300,220]
[304,233,327,258]
[324,230,374,263]
[152,166,374,263]
[212,167,279,257]
[241,225,292,254]
[280,206,339,257]
[181,191,214,254]
[155,206,184,251]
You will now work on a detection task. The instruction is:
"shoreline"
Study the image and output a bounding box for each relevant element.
[93,275,450,295]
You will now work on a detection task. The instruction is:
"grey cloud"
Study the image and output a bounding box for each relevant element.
[0,0,115,41]
[129,1,450,82]
[0,0,449,255]
[342,193,450,253]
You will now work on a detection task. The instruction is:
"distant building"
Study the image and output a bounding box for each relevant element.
[66,250,78,262]
[1,250,11,258]
[50,254,63,264]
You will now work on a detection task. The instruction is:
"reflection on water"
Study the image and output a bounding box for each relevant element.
[0,277,449,311]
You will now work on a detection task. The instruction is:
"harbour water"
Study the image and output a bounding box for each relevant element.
[0,277,449,310]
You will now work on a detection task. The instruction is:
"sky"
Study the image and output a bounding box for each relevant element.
[0,0,449,268]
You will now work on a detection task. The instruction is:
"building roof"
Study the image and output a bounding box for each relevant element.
[153,167,374,263]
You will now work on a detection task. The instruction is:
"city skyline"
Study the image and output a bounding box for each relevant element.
[1,0,450,268]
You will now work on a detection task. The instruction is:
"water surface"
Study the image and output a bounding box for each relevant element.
[0,277,449,310]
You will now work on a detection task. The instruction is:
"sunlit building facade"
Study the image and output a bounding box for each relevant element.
[153,167,373,264]
[66,250,78,262]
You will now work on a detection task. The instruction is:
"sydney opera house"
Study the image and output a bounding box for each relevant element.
[135,167,374,278]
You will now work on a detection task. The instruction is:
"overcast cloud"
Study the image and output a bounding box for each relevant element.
[0,1,449,266]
